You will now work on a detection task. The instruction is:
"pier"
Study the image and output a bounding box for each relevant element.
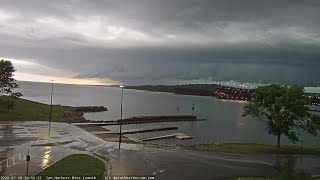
[73,115,205,126]
[92,127,178,135]
[118,115,204,125]
[141,133,192,141]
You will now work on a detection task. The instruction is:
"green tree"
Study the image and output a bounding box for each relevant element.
[0,59,22,109]
[242,84,320,148]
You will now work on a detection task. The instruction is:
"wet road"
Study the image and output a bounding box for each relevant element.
[1,122,320,179]
[101,148,320,179]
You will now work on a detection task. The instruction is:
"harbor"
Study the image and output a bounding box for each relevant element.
[73,115,201,143]
[19,81,320,146]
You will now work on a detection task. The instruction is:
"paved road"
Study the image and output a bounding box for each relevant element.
[1,122,320,179]
[101,148,320,179]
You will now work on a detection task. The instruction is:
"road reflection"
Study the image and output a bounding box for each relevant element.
[41,147,51,168]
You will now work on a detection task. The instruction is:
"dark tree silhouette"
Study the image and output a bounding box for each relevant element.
[243,84,320,148]
[0,59,22,109]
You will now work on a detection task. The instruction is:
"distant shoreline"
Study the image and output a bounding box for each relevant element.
[126,84,320,106]
[17,80,320,93]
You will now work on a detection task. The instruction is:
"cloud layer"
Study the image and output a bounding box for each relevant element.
[1,0,320,85]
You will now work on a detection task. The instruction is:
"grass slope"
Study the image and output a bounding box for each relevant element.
[37,154,105,179]
[0,96,75,122]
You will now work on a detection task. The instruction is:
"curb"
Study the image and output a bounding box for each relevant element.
[30,153,72,176]
[31,153,109,178]
[92,153,112,178]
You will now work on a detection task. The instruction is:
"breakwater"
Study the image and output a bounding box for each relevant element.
[75,106,108,112]
[61,106,108,122]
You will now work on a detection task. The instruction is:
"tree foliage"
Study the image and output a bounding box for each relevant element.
[242,84,320,148]
[0,59,22,109]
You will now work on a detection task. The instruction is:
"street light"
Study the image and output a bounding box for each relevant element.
[25,149,30,177]
[118,85,125,149]
[48,80,54,135]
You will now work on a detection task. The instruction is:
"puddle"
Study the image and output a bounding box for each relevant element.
[32,140,75,146]
[69,146,86,151]
[32,143,56,146]
[60,140,75,145]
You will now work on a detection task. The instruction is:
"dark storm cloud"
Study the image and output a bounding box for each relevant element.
[0,0,320,85]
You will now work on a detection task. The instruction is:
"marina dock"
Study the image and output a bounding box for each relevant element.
[141,133,192,141]
[92,126,178,135]
[73,115,206,126]
[117,115,204,125]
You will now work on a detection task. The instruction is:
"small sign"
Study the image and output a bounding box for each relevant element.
[26,149,31,162]
[26,154,30,161]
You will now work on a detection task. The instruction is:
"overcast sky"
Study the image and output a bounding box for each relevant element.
[1,0,320,86]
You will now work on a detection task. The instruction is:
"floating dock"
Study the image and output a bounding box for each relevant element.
[175,133,193,140]
[73,115,206,126]
[73,121,117,126]
[141,133,192,141]
[117,115,204,125]
[92,127,178,135]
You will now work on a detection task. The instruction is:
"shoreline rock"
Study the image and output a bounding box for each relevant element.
[61,106,108,123]
[75,106,108,112]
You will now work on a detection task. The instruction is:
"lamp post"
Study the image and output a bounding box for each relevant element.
[118,85,124,149]
[26,149,30,177]
[192,103,195,115]
[48,80,54,135]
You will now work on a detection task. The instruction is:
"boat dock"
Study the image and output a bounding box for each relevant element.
[92,126,178,135]
[73,115,206,126]
[141,133,192,141]
[118,115,204,125]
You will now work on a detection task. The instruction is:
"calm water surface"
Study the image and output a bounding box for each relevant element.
[18,81,320,146]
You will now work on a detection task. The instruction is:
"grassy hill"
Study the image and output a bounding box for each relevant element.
[0,96,76,122]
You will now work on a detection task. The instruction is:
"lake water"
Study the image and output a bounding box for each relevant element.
[17,81,320,146]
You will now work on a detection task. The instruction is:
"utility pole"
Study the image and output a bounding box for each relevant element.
[118,85,124,149]
[49,80,54,135]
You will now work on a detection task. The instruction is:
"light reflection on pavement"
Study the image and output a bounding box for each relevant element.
[0,122,105,176]
[41,147,51,168]
[0,122,320,180]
